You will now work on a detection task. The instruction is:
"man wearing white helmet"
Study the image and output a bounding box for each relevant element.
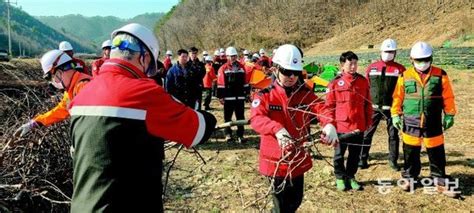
[59,41,89,75]
[163,50,173,72]
[217,46,248,143]
[240,49,250,64]
[203,55,217,110]
[201,50,209,62]
[391,41,457,197]
[258,48,272,67]
[360,39,406,171]
[250,44,337,212]
[68,23,217,212]
[91,39,112,76]
[14,49,91,138]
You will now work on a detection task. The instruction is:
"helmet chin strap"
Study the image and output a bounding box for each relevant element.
[61,70,75,90]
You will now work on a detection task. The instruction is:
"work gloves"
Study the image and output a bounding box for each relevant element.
[321,124,338,147]
[443,115,454,130]
[13,120,38,138]
[392,115,402,130]
[276,128,293,148]
[275,128,297,157]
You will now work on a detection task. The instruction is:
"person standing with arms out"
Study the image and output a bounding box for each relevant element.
[68,23,217,212]
[202,55,217,110]
[91,39,112,77]
[217,46,248,143]
[326,51,372,191]
[251,44,338,212]
[360,39,406,170]
[14,49,91,138]
[59,41,90,75]
[391,41,458,197]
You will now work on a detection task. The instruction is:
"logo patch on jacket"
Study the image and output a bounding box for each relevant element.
[252,99,261,108]
[269,105,283,111]
[338,80,345,86]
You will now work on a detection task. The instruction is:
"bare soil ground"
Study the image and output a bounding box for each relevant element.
[1,60,473,212]
[163,69,474,212]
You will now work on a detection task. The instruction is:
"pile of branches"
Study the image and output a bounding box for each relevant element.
[1,64,73,212]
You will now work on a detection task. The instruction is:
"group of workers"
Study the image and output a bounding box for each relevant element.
[12,22,458,212]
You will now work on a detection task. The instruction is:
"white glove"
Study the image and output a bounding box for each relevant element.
[13,120,38,138]
[275,128,293,148]
[322,124,339,146]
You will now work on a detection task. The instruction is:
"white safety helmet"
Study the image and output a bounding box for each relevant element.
[380,39,397,51]
[40,49,73,75]
[205,55,213,62]
[203,51,209,56]
[101,39,112,49]
[272,44,303,71]
[214,50,219,56]
[219,48,225,53]
[165,50,173,56]
[111,23,159,63]
[410,41,433,59]
[59,41,73,51]
[259,48,265,54]
[243,50,249,55]
[252,53,260,58]
[225,47,238,56]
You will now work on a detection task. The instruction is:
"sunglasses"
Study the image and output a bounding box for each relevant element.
[57,62,75,71]
[43,62,75,80]
[279,68,302,77]
[413,57,431,62]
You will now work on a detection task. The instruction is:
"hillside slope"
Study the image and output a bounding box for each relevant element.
[156,0,473,54]
[0,0,94,56]
[37,13,164,50]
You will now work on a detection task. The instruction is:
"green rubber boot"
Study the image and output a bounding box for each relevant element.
[349,178,362,191]
[336,179,346,191]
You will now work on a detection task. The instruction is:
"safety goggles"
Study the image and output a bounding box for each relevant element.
[279,68,302,77]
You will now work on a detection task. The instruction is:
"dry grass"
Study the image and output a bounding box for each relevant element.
[306,8,474,56]
[163,68,474,212]
[1,60,472,211]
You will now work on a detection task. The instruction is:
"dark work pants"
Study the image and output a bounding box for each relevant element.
[402,143,446,179]
[270,175,304,213]
[361,109,400,163]
[212,83,217,97]
[224,100,245,137]
[203,88,212,108]
[334,133,363,179]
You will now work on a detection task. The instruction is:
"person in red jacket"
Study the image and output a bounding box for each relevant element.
[163,50,173,72]
[217,46,248,143]
[325,51,372,191]
[68,23,217,212]
[250,44,338,213]
[59,41,90,75]
[91,39,112,76]
[203,55,217,110]
[258,48,272,68]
